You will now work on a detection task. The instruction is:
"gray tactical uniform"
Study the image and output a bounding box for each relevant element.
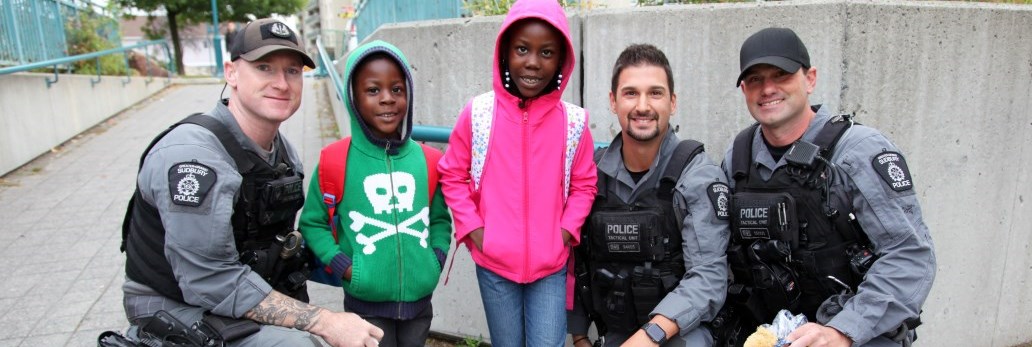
[570,130,730,346]
[122,101,320,346]
[721,105,936,346]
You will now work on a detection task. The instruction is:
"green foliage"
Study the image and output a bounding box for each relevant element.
[460,335,484,347]
[140,15,167,41]
[113,0,306,75]
[463,0,590,16]
[65,12,130,76]
[115,0,306,24]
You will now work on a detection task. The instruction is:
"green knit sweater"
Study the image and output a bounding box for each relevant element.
[298,41,451,303]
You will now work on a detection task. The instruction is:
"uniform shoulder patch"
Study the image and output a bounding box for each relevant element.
[168,162,217,207]
[872,151,913,192]
[707,182,731,220]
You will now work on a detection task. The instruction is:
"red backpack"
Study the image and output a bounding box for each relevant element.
[308,137,443,287]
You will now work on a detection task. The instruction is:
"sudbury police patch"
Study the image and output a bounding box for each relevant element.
[168,162,217,207]
[707,182,731,220]
[872,151,913,192]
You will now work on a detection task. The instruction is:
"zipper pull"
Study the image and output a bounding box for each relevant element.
[523,111,528,123]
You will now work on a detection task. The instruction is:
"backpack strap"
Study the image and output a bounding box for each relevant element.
[313,139,441,286]
[468,92,584,203]
[561,101,587,203]
[318,137,352,243]
[469,91,495,192]
[419,143,443,200]
[658,139,706,199]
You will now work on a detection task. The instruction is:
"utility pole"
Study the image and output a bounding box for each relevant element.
[211,0,223,77]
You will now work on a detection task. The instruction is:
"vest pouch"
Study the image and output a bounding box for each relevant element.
[588,209,664,263]
[732,192,799,247]
[257,174,305,226]
[747,241,801,319]
[631,264,663,326]
[592,267,638,333]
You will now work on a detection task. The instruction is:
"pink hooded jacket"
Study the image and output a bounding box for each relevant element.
[438,0,597,286]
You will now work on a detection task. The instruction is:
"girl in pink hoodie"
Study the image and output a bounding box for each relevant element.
[438,0,597,345]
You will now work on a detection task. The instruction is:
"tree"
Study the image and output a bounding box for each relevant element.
[114,0,305,75]
[66,12,130,76]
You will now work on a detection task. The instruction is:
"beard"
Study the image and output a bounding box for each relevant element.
[625,111,661,142]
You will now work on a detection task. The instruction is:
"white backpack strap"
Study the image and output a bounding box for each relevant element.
[470,91,495,192]
[562,101,586,203]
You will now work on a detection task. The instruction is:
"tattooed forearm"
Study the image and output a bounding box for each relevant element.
[244,291,323,331]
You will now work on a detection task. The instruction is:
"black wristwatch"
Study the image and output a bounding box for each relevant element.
[641,322,667,345]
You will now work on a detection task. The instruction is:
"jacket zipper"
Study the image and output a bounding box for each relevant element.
[522,108,529,281]
[385,142,403,319]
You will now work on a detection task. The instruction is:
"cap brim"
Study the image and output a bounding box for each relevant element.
[736,56,803,87]
[239,45,316,68]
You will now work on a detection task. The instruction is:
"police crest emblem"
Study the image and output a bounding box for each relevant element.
[169,162,217,207]
[872,151,913,192]
[708,182,731,220]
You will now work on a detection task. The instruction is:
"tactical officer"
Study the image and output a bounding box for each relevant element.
[720,27,936,347]
[568,44,730,347]
[119,18,383,347]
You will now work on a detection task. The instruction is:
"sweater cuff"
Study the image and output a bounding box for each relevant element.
[330,253,353,279]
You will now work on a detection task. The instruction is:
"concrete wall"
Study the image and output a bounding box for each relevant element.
[0,73,169,176]
[347,1,1032,345]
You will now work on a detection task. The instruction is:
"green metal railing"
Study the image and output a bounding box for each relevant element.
[0,39,175,88]
[353,0,464,42]
[1,0,118,66]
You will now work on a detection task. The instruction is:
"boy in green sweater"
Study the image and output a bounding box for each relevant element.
[299,40,452,346]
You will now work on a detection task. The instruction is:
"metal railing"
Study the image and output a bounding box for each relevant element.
[0,39,175,88]
[0,0,118,66]
[353,0,464,43]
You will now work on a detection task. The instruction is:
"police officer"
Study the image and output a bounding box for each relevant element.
[721,27,936,346]
[568,44,730,347]
[120,18,383,347]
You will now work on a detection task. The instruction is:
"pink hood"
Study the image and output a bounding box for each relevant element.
[439,0,596,289]
[490,0,577,104]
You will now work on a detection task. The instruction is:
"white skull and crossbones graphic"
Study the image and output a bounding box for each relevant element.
[351,172,429,254]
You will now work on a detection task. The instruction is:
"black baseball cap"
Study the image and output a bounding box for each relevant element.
[230,18,315,68]
[736,27,810,87]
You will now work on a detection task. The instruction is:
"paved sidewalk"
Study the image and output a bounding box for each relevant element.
[0,78,342,346]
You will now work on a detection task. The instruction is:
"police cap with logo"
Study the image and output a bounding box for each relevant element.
[230,18,315,68]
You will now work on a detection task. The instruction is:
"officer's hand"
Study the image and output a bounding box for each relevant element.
[470,228,485,251]
[310,310,383,347]
[787,323,852,347]
[562,228,573,246]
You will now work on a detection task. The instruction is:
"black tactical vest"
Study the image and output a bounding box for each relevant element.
[726,115,868,324]
[580,140,704,334]
[121,114,308,303]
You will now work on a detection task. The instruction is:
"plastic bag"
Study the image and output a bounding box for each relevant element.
[743,309,808,347]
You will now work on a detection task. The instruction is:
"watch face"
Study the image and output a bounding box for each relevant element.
[645,323,666,343]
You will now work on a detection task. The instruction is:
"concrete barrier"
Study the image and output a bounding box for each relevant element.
[0,73,169,176]
[345,1,1032,345]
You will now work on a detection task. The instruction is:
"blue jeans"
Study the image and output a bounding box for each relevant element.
[476,265,567,347]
